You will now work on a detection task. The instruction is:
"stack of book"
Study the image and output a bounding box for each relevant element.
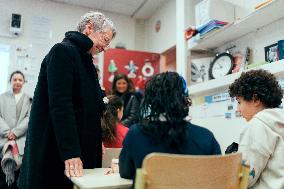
[197,19,228,38]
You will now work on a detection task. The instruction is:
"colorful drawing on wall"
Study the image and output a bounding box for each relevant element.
[108,59,118,82]
[103,49,160,94]
[125,60,139,78]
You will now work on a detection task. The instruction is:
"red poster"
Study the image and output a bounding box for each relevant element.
[103,48,160,94]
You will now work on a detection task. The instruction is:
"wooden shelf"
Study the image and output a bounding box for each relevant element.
[188,60,284,96]
[188,0,284,50]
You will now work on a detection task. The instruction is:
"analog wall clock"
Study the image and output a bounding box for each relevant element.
[209,52,234,79]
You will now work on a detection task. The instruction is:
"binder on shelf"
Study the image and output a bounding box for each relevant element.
[264,43,278,63]
[278,40,284,60]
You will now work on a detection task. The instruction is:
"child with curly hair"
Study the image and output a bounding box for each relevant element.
[229,69,284,189]
[101,95,129,148]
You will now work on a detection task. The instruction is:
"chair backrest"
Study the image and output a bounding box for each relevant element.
[102,148,122,168]
[135,152,249,189]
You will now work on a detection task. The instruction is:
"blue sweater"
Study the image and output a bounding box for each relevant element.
[119,123,221,179]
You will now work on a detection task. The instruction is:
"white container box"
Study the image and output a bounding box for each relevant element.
[195,0,235,27]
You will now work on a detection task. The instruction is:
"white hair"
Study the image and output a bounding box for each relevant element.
[77,11,116,38]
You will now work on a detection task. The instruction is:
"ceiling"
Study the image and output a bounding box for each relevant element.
[49,0,169,19]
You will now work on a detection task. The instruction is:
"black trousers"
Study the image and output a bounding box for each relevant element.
[0,159,19,189]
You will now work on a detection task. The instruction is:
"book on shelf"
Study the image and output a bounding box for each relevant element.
[278,40,284,60]
[197,19,228,36]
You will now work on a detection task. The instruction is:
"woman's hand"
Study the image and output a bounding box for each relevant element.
[64,157,83,177]
[7,132,17,140]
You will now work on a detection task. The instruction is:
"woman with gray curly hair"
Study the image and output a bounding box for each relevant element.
[18,11,116,189]
[77,11,116,54]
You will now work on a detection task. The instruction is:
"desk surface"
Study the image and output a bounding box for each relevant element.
[70,168,132,189]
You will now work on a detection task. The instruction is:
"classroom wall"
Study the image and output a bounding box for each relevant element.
[144,0,203,53]
[145,0,176,53]
[224,0,268,20]
[191,117,247,153]
[0,0,136,50]
[0,0,136,96]
[135,19,147,51]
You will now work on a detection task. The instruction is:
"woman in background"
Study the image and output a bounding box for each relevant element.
[119,72,221,179]
[111,74,139,127]
[102,95,128,148]
[0,71,32,189]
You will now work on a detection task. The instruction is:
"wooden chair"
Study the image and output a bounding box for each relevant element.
[102,148,122,168]
[135,152,249,189]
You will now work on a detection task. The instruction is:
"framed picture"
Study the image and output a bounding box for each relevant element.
[191,57,212,85]
[264,43,278,63]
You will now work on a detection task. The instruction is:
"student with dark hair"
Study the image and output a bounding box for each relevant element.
[229,69,284,189]
[111,74,139,127]
[119,72,221,179]
[102,95,128,148]
[0,71,32,189]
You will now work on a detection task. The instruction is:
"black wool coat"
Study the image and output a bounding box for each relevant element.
[18,31,104,189]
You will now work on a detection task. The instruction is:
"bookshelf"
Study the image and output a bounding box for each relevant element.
[188,60,284,97]
[188,0,284,51]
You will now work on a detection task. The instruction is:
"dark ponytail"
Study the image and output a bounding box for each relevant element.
[101,95,123,143]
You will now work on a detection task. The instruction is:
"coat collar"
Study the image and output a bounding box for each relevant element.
[63,31,93,54]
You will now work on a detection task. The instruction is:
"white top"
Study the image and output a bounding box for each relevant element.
[14,92,23,104]
[239,108,284,189]
[70,168,132,189]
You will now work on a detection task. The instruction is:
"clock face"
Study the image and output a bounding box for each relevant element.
[209,53,234,79]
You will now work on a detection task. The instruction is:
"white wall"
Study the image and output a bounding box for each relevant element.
[145,0,176,53]
[135,19,147,51]
[191,117,247,153]
[224,0,268,20]
[0,0,136,49]
[0,0,136,96]
[0,44,10,94]
[185,0,200,27]
[0,0,136,50]
[144,0,199,53]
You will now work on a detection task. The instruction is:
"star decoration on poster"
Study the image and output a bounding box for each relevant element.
[125,60,139,78]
